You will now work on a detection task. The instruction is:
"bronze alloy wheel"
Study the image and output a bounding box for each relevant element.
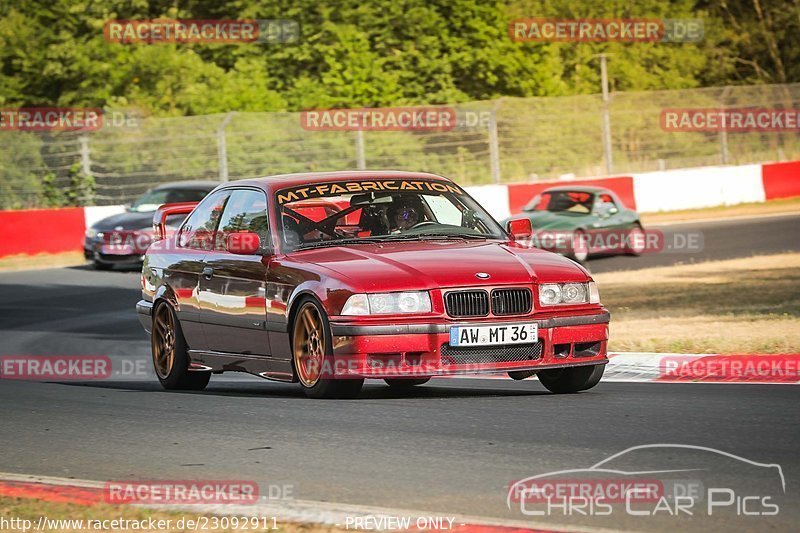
[152,303,176,379]
[151,301,210,391]
[291,298,364,399]
[293,302,326,387]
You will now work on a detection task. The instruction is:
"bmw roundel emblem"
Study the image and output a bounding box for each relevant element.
[475,272,490,280]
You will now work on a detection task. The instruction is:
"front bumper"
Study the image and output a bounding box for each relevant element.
[328,311,609,378]
[136,300,153,334]
[84,235,148,265]
[84,247,145,264]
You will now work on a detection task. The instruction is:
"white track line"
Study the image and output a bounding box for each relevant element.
[647,210,799,227]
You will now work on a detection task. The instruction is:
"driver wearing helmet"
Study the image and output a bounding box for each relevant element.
[388,196,421,233]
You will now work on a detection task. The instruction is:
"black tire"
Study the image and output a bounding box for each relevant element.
[567,229,589,262]
[151,301,210,391]
[579,364,605,391]
[384,378,430,389]
[93,260,113,271]
[537,364,604,394]
[508,370,537,380]
[292,298,364,399]
[625,223,646,256]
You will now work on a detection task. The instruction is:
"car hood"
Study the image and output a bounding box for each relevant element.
[289,240,590,292]
[508,211,588,231]
[91,211,154,232]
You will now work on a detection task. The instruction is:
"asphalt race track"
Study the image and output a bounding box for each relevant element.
[586,212,799,273]
[1,213,799,532]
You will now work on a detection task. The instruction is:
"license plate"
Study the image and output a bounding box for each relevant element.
[101,244,135,255]
[450,323,537,347]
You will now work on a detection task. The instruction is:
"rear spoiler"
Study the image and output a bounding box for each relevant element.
[152,202,198,241]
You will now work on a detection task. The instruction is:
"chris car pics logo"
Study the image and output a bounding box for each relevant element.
[507,444,785,518]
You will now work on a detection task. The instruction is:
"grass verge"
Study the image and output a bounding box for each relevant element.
[596,253,800,354]
[0,495,345,533]
[0,252,86,272]
[641,196,800,225]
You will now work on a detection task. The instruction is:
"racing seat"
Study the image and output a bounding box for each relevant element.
[282,214,302,248]
[357,205,390,236]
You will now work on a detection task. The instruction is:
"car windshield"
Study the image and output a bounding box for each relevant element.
[129,187,212,213]
[526,191,594,214]
[276,178,504,250]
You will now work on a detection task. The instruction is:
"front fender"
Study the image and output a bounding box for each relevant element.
[285,281,330,329]
[153,284,180,312]
[285,278,358,330]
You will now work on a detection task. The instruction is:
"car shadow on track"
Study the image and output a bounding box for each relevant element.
[52,379,549,399]
[67,263,142,273]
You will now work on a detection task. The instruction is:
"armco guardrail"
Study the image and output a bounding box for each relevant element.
[0,160,797,259]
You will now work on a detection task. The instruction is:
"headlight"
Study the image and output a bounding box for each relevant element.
[539,282,600,305]
[341,291,432,315]
[85,229,103,239]
[539,284,562,305]
[561,283,587,304]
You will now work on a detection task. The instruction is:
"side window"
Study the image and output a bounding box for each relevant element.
[178,190,230,250]
[598,193,616,206]
[214,189,270,252]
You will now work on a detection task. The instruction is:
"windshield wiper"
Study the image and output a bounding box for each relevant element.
[431,233,488,239]
[294,237,389,250]
[407,233,490,241]
[293,233,491,250]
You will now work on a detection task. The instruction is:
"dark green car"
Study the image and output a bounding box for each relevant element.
[502,186,646,262]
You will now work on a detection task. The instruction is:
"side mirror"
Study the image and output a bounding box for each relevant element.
[226,232,261,255]
[506,218,533,241]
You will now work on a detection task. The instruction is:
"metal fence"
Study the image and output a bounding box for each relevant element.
[2,83,799,208]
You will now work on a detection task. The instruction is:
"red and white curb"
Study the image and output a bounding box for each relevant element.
[0,472,618,533]
[449,353,800,384]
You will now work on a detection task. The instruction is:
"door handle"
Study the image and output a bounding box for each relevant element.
[202,267,214,280]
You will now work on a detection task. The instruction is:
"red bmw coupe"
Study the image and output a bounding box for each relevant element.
[137,171,610,398]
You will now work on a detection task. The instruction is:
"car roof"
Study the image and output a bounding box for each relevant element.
[152,180,220,191]
[541,185,611,194]
[226,170,453,192]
